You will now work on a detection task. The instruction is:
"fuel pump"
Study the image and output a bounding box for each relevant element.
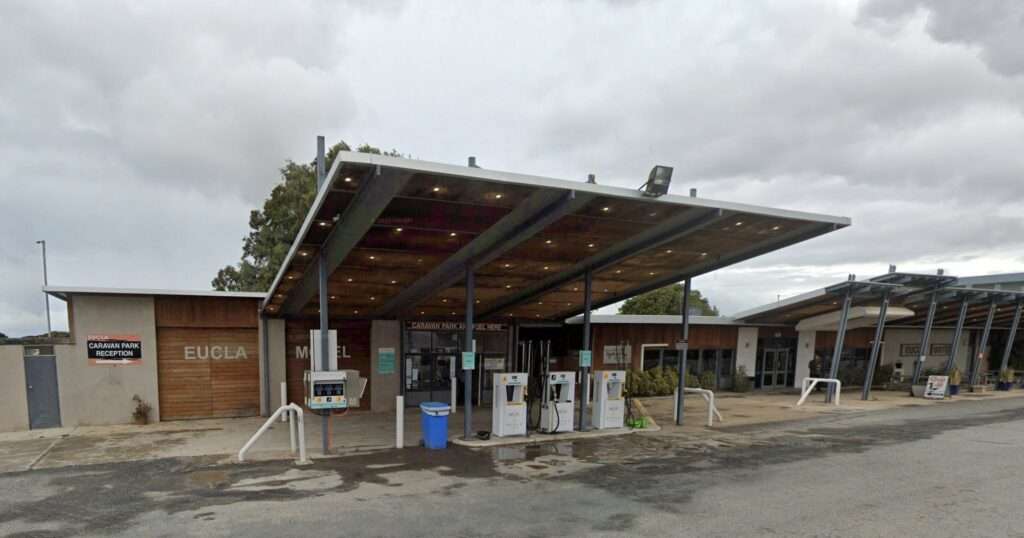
[303,329,366,411]
[540,371,575,433]
[492,372,527,437]
[304,330,346,410]
[592,370,626,429]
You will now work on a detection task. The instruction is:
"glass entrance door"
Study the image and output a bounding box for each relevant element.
[760,348,792,388]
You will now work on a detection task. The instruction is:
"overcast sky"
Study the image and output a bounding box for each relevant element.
[3,0,1024,337]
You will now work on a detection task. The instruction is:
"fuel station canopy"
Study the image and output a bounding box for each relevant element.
[263,152,850,321]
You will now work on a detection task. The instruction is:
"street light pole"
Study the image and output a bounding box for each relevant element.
[35,240,51,337]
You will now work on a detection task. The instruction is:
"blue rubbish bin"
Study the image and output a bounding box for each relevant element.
[420,402,451,449]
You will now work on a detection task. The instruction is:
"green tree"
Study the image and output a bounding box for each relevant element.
[617,283,719,316]
[212,141,403,291]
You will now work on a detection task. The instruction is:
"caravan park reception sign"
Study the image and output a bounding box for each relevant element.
[87,334,143,365]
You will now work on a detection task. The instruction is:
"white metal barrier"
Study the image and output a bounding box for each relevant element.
[673,388,723,427]
[239,403,308,464]
[396,395,404,449]
[797,377,842,406]
[280,382,288,423]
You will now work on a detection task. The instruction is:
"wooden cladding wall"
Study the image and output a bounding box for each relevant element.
[157,327,259,419]
[285,319,372,411]
[591,324,739,369]
[155,296,261,420]
[154,296,259,329]
[816,328,874,350]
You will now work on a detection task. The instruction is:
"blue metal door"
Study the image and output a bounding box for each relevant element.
[25,356,61,429]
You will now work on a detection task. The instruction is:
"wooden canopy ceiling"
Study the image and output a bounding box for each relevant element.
[263,152,849,321]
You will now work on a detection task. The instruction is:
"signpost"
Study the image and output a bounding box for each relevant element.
[579,350,592,368]
[378,347,396,375]
[924,375,949,400]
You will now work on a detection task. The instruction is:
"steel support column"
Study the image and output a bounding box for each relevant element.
[909,291,939,392]
[826,286,853,403]
[943,298,970,375]
[861,288,890,401]
[970,301,998,385]
[463,266,474,441]
[675,279,691,425]
[999,302,1023,372]
[315,136,330,454]
[579,269,593,431]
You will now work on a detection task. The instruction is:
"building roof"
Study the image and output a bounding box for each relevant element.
[733,271,1024,329]
[565,314,744,326]
[263,151,850,321]
[43,286,266,301]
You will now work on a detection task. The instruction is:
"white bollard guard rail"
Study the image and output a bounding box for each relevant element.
[797,377,842,406]
[673,387,723,427]
[239,403,308,464]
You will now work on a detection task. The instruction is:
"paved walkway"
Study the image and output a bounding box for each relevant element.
[2,389,1021,473]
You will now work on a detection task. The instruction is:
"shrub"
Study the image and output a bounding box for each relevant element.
[131,394,152,425]
[699,370,716,390]
[733,366,752,392]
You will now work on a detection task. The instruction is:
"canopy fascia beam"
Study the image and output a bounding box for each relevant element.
[280,169,412,315]
[478,207,729,319]
[374,189,594,317]
[567,221,838,317]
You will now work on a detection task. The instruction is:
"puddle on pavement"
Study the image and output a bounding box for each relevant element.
[188,470,230,488]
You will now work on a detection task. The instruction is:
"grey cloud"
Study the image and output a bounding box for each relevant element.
[860,0,1024,77]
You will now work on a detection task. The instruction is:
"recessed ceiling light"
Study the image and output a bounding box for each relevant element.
[572,287,579,291]
[395,227,403,232]
[495,193,503,199]
[330,295,337,300]
[287,275,295,280]
[538,301,543,305]
[588,243,596,248]
[615,270,622,274]
[566,302,572,306]
[390,280,397,284]
[442,298,448,303]
[344,176,352,183]
[535,314,541,318]
[649,212,657,217]
[545,239,552,244]
[701,252,708,257]
[603,288,609,292]
[318,221,329,227]
[649,272,656,276]
[347,278,353,283]
[369,255,376,260]
[299,251,309,256]
[772,225,781,231]
[505,284,512,289]
[420,311,425,315]
[601,207,610,212]
[370,297,376,301]
[433,186,441,192]
[665,249,673,254]
[451,311,456,315]
[353,310,359,314]
[543,266,550,270]
[735,221,744,226]
[450,232,457,237]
